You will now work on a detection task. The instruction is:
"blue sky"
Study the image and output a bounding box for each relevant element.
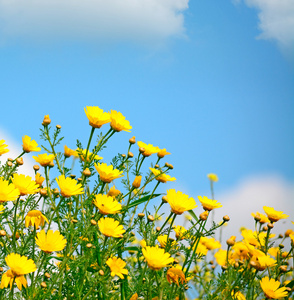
[0,0,293,233]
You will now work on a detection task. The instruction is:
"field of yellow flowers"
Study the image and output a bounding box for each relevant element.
[0,106,293,299]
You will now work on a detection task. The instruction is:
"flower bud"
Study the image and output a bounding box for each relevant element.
[129,136,136,144]
[226,236,236,247]
[138,213,145,219]
[268,223,274,229]
[16,157,23,165]
[70,174,76,179]
[223,215,230,222]
[156,226,161,232]
[128,152,134,158]
[42,115,51,126]
[8,158,13,162]
[139,147,145,154]
[99,270,104,276]
[90,220,97,226]
[199,211,209,221]
[132,176,142,189]
[154,164,159,169]
[285,229,293,237]
[56,124,62,129]
[33,164,40,171]
[71,219,78,224]
[0,230,6,237]
[147,215,154,222]
[279,265,287,273]
[77,177,82,182]
[40,189,48,196]
[7,161,13,167]
[121,154,126,158]
[41,282,47,288]
[86,243,93,248]
[53,188,59,195]
[279,244,284,249]
[49,161,54,168]
[263,225,268,232]
[0,267,3,272]
[83,168,91,177]
[45,272,50,279]
[162,196,168,203]
[254,214,261,222]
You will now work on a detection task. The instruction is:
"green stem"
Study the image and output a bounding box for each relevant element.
[142,181,160,213]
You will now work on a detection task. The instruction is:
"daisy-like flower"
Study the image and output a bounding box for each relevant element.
[0,178,20,203]
[56,175,84,198]
[198,196,222,211]
[93,194,122,215]
[22,135,41,153]
[95,163,124,183]
[150,168,176,183]
[0,140,9,155]
[137,141,159,157]
[157,148,171,158]
[84,106,111,128]
[142,246,174,270]
[207,173,218,182]
[201,237,221,251]
[106,256,128,279]
[0,253,37,291]
[263,206,289,223]
[214,249,228,267]
[98,217,125,238]
[173,225,188,240]
[77,149,103,162]
[260,276,288,299]
[12,174,40,196]
[110,110,132,132]
[165,189,197,215]
[194,242,208,256]
[35,173,45,187]
[25,210,49,229]
[107,186,121,197]
[64,145,77,158]
[251,211,270,224]
[157,235,177,248]
[231,291,246,300]
[33,153,55,167]
[35,229,67,253]
[166,267,186,286]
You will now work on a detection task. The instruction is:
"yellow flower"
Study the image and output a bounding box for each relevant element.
[130,293,138,300]
[231,291,246,300]
[106,256,128,279]
[77,149,103,162]
[42,115,51,125]
[107,186,121,197]
[56,175,84,198]
[137,141,159,157]
[110,110,132,132]
[35,172,45,187]
[0,140,9,155]
[166,267,186,286]
[22,135,41,153]
[95,163,124,183]
[150,168,176,183]
[84,106,111,128]
[0,253,36,290]
[64,145,77,158]
[166,189,197,215]
[194,242,208,256]
[207,173,218,182]
[201,237,221,250]
[33,153,55,167]
[25,210,49,229]
[0,178,20,203]
[260,276,288,299]
[35,229,67,253]
[263,206,289,222]
[268,247,279,258]
[157,148,171,158]
[140,239,147,248]
[0,205,4,213]
[142,246,174,270]
[251,211,270,224]
[214,249,228,266]
[173,225,188,240]
[12,174,40,196]
[98,217,125,237]
[157,235,177,248]
[132,175,142,188]
[198,196,222,211]
[93,194,122,215]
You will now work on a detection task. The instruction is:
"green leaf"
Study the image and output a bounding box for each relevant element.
[188,209,199,222]
[122,194,161,211]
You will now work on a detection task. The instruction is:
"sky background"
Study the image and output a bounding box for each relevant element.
[0,0,293,240]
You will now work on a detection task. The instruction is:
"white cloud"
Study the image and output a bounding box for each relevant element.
[214,174,294,246]
[0,0,189,44]
[242,0,294,54]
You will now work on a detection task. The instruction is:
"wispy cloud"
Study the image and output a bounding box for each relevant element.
[240,0,294,55]
[0,0,189,45]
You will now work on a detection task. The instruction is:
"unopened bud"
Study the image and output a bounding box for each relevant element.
[129,136,136,144]
[16,157,23,165]
[7,161,13,167]
[83,168,91,177]
[268,223,274,229]
[48,161,54,168]
[128,152,134,158]
[56,124,62,129]
[99,270,104,276]
[199,211,209,221]
[90,220,97,226]
[53,188,59,195]
[8,158,13,162]
[41,282,47,289]
[263,225,268,232]
[77,177,82,182]
[138,213,145,219]
[40,189,48,196]
[0,230,6,237]
[44,272,50,279]
[147,215,154,222]
[139,147,145,154]
[285,229,293,237]
[156,226,161,232]
[234,262,239,268]
[71,219,78,224]
[42,115,51,126]
[254,214,261,222]
[33,165,40,171]
[0,267,3,272]
[221,265,227,271]
[86,243,93,248]
[132,176,142,189]
[223,215,230,222]
[70,174,76,179]
[226,236,236,247]
[279,244,284,249]
[154,164,159,169]
[121,154,126,158]
[279,265,287,273]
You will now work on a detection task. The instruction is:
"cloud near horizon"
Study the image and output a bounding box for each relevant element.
[241,0,294,55]
[0,0,189,45]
